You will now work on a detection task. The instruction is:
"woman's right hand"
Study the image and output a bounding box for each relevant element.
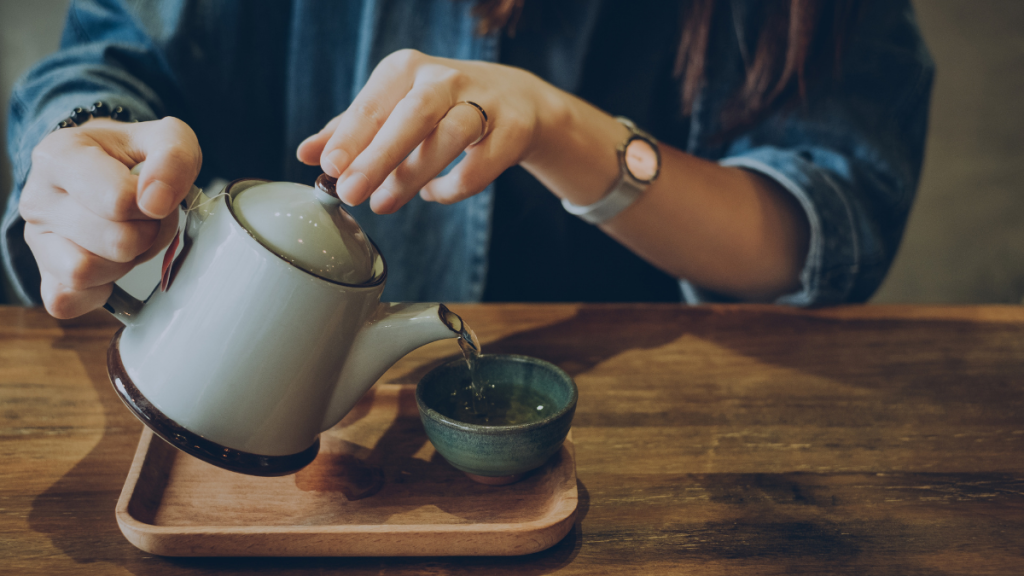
[19,117,202,319]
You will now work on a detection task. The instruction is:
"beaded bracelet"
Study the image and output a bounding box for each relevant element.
[54,101,134,131]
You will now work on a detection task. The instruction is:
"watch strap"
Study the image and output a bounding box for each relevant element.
[561,176,644,224]
[561,116,657,225]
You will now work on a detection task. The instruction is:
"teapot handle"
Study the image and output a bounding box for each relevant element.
[103,284,144,325]
[102,162,206,326]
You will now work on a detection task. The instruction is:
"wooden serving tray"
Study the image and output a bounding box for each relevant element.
[115,384,577,557]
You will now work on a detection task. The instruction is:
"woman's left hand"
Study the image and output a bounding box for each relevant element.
[297,49,559,214]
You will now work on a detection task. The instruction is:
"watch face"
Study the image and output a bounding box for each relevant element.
[624,136,660,183]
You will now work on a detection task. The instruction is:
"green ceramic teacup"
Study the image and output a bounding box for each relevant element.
[416,354,577,485]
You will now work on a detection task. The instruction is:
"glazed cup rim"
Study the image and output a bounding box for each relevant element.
[415,354,578,436]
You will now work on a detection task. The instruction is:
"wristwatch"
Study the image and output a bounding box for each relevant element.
[561,117,661,225]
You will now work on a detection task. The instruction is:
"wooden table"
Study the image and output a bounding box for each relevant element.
[2,304,1023,575]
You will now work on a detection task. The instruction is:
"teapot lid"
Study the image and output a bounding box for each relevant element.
[230,175,384,286]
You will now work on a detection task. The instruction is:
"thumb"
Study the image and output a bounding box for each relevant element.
[131,117,203,219]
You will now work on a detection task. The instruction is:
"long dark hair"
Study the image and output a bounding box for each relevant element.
[473,0,860,132]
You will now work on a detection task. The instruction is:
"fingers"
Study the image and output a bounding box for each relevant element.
[29,127,148,222]
[370,103,483,214]
[421,129,523,205]
[50,195,161,263]
[21,116,201,318]
[23,175,161,264]
[39,270,113,320]
[317,49,424,178]
[334,80,456,206]
[296,115,342,166]
[25,224,135,293]
[31,117,201,221]
[23,189,177,318]
[296,50,532,214]
[131,117,203,218]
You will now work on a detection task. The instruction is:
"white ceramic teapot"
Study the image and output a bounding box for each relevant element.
[105,167,470,476]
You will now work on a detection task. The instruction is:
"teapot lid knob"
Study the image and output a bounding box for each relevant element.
[315,174,342,207]
[316,174,339,197]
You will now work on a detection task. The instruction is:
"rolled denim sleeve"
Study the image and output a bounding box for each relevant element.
[719,147,873,307]
[682,0,934,306]
[2,0,176,304]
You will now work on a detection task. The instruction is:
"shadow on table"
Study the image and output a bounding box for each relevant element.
[390,305,700,384]
[27,321,151,571]
[392,305,1024,417]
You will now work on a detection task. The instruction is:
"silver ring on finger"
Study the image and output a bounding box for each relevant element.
[452,101,489,146]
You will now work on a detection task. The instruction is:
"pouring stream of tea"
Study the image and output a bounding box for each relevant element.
[439,308,555,425]
[439,307,488,413]
[457,322,487,414]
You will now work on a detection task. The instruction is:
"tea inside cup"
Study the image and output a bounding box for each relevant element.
[416,354,577,485]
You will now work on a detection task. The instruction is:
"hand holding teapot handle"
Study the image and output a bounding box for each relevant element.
[19,117,203,318]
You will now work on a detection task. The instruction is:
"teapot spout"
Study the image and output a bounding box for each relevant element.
[320,302,462,431]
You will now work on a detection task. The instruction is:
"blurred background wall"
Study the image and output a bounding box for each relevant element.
[872,0,1024,304]
[1,0,1022,305]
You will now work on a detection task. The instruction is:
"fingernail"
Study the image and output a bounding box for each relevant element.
[140,181,177,217]
[323,149,349,178]
[371,188,395,214]
[336,173,370,206]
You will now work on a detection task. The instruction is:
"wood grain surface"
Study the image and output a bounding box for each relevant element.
[2,304,1023,575]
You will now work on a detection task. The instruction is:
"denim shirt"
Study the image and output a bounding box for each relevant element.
[2,0,933,306]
